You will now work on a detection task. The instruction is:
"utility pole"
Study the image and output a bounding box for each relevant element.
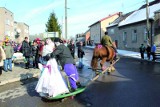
[65,0,67,40]
[146,0,150,45]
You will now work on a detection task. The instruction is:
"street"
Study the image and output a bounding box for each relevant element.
[1,48,160,107]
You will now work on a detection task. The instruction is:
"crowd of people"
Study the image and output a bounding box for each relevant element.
[139,43,157,61]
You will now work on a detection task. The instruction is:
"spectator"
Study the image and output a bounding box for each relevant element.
[31,41,38,69]
[0,40,6,75]
[22,37,31,69]
[146,44,151,60]
[151,43,156,61]
[3,41,14,72]
[68,40,75,59]
[139,44,146,59]
[78,41,85,69]
[38,40,45,64]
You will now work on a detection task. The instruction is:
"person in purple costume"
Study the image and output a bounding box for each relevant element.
[50,38,80,92]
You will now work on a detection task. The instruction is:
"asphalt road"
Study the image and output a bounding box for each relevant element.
[1,49,160,107]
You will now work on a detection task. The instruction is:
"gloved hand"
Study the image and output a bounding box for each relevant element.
[50,52,55,58]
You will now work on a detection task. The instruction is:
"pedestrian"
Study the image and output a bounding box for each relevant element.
[31,40,38,69]
[151,43,156,61]
[3,41,14,72]
[139,44,146,59]
[101,31,118,59]
[146,44,151,60]
[67,40,75,59]
[50,37,80,92]
[38,40,45,64]
[21,37,31,69]
[0,40,6,75]
[78,41,85,69]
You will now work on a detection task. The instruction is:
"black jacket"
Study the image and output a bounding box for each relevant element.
[31,45,38,56]
[78,46,85,58]
[68,44,75,54]
[51,44,74,67]
[22,40,31,57]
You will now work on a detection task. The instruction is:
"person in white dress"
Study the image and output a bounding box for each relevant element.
[35,38,69,97]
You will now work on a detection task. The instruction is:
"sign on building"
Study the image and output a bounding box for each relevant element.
[43,32,59,38]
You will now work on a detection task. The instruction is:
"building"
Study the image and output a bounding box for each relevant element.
[107,12,134,48]
[14,22,29,43]
[107,1,160,52]
[89,12,121,44]
[0,7,14,41]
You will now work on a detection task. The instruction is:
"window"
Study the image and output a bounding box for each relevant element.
[122,32,127,42]
[131,29,137,42]
[5,19,10,25]
[110,29,114,34]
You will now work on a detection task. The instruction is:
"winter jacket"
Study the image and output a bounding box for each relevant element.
[78,46,85,58]
[68,44,75,54]
[151,45,156,53]
[22,40,31,57]
[51,44,74,67]
[31,45,38,56]
[4,45,14,59]
[0,46,6,66]
[101,35,113,47]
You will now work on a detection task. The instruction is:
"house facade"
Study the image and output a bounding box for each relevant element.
[0,7,14,41]
[14,22,29,43]
[107,2,160,52]
[89,12,121,44]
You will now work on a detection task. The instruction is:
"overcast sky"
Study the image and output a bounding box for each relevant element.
[0,0,154,39]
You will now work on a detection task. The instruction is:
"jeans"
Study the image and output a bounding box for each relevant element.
[78,58,84,68]
[4,58,12,71]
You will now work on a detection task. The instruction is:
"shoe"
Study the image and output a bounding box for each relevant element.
[76,82,82,88]
[25,67,29,69]
[8,69,12,72]
[4,70,8,72]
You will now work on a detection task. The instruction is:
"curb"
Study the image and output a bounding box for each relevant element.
[0,73,39,86]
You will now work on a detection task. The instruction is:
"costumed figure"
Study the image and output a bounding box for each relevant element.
[35,38,69,97]
[51,37,80,92]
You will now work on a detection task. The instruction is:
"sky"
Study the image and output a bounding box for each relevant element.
[0,0,154,39]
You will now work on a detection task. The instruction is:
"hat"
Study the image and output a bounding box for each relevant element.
[54,38,63,43]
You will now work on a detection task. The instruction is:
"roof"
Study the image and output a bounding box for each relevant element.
[89,12,121,27]
[107,11,134,28]
[118,3,160,27]
[0,7,13,14]
[139,0,160,10]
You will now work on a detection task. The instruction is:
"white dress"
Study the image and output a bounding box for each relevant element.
[35,58,69,97]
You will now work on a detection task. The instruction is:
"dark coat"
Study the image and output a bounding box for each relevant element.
[51,44,74,67]
[22,40,31,57]
[78,46,85,58]
[146,46,151,53]
[31,45,38,56]
[67,44,75,54]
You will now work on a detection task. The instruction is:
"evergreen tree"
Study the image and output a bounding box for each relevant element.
[46,11,61,38]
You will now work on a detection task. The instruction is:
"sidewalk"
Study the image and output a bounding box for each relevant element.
[0,64,40,86]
